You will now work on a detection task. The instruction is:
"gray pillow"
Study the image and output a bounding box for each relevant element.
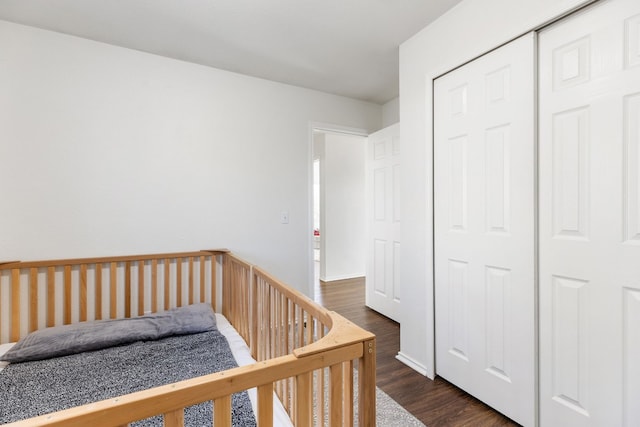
[1,303,217,363]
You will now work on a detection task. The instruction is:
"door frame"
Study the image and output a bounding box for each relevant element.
[307,122,368,297]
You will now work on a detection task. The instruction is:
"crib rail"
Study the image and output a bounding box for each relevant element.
[0,250,376,427]
[0,250,224,343]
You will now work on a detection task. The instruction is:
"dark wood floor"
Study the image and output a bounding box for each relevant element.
[315,277,520,427]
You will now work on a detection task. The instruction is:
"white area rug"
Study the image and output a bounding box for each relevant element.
[350,369,425,426]
[314,368,425,426]
[372,386,426,427]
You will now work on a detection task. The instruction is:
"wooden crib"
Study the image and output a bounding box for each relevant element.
[0,249,376,426]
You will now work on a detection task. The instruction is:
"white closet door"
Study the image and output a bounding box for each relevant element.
[539,0,640,425]
[366,123,401,322]
[434,33,535,426]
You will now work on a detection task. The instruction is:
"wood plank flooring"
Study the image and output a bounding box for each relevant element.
[315,277,520,427]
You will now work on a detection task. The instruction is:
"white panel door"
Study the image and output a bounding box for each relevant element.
[434,33,535,426]
[539,0,640,425]
[366,123,401,322]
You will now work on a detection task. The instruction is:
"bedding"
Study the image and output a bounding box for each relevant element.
[1,303,216,363]
[0,308,255,426]
[0,313,293,427]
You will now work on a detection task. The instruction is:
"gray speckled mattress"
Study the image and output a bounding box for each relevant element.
[0,330,256,426]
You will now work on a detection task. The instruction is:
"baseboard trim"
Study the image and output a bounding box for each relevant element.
[319,273,365,283]
[396,352,429,377]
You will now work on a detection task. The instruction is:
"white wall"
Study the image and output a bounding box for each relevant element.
[382,97,399,128]
[398,0,595,378]
[0,20,382,295]
[317,133,366,281]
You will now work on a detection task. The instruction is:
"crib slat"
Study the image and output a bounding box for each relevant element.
[305,314,312,346]
[214,395,231,426]
[230,261,236,324]
[188,257,194,305]
[295,371,312,426]
[151,259,158,313]
[318,366,325,426]
[269,287,274,360]
[284,299,292,411]
[230,263,236,331]
[11,269,20,342]
[244,266,249,341]
[276,291,282,356]
[250,271,258,359]
[264,283,271,361]
[330,363,344,426]
[79,264,87,322]
[284,298,289,354]
[279,293,289,400]
[242,268,250,343]
[343,360,354,426]
[29,268,38,332]
[176,259,182,307]
[263,281,269,362]
[95,263,103,321]
[276,293,284,399]
[199,256,205,303]
[235,265,241,339]
[222,256,230,319]
[163,409,184,427]
[263,279,268,361]
[110,262,117,319]
[239,267,244,341]
[272,288,279,394]
[318,324,327,426]
[257,383,274,427]
[211,256,216,310]
[291,370,297,425]
[164,259,170,310]
[297,306,304,348]
[47,266,55,327]
[124,261,131,318]
[64,265,72,325]
[138,260,145,316]
[221,257,227,317]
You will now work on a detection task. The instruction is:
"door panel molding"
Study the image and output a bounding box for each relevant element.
[434,32,536,427]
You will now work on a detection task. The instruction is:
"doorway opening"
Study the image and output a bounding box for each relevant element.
[310,128,368,300]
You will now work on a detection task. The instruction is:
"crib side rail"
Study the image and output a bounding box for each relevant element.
[0,250,226,344]
[220,253,376,427]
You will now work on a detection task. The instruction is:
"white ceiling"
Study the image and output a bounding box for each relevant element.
[0,0,463,104]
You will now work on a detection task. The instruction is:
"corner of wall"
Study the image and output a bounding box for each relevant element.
[381,97,400,128]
